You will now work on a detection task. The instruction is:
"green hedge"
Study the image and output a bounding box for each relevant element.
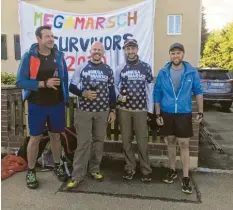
[1,73,16,85]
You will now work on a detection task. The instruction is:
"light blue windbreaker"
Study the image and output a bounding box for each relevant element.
[154,61,203,113]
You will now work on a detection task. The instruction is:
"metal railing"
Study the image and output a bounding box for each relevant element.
[199,123,225,154]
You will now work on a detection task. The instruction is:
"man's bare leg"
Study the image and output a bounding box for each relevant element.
[178,138,190,177]
[178,137,192,194]
[166,135,177,170]
[27,135,42,169]
[26,135,42,189]
[163,135,178,183]
[49,132,67,182]
[49,132,62,164]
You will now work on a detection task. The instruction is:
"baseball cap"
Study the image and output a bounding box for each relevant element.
[123,39,138,49]
[169,43,185,52]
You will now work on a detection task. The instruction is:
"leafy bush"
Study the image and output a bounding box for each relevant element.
[1,73,16,85]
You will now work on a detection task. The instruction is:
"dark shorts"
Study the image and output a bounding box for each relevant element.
[160,111,193,138]
[28,103,65,136]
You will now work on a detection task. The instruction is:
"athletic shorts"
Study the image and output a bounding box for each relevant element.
[160,111,193,138]
[28,103,65,136]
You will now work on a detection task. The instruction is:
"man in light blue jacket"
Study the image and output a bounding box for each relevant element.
[154,43,203,194]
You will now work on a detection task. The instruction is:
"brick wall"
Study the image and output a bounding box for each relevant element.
[1,86,25,154]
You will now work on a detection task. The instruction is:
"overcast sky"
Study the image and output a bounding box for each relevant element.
[202,0,233,31]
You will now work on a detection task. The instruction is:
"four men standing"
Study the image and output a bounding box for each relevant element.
[16,25,203,194]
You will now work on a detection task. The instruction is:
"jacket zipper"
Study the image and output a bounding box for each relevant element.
[176,75,186,113]
[165,71,186,113]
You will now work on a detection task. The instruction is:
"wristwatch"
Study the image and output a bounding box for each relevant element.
[44,80,48,88]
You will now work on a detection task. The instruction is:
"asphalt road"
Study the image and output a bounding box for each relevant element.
[2,167,233,210]
[198,103,233,170]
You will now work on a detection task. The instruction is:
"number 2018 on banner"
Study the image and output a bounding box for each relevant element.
[65,55,107,71]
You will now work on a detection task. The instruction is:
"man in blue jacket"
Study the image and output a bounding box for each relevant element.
[16,26,69,189]
[154,43,203,194]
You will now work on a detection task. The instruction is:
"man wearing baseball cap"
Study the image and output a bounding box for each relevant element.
[115,39,154,182]
[154,43,203,194]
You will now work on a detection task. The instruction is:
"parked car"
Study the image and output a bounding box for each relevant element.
[197,68,233,109]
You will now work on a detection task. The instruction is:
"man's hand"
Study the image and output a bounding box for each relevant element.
[46,78,60,90]
[156,115,164,126]
[38,81,45,88]
[117,94,126,103]
[82,90,97,100]
[195,112,203,123]
[108,112,116,123]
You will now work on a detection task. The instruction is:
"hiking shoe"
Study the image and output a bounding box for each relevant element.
[141,173,152,182]
[65,179,82,190]
[162,169,178,184]
[54,165,68,182]
[181,177,192,194]
[26,170,39,189]
[122,170,136,180]
[90,172,104,181]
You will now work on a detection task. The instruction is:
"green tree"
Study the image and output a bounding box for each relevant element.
[201,22,233,70]
[218,23,233,70]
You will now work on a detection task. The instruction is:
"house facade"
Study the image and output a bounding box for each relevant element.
[1,0,202,74]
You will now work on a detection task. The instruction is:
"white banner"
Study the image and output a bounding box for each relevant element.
[19,0,155,81]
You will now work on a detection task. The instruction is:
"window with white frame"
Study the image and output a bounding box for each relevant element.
[167,15,182,35]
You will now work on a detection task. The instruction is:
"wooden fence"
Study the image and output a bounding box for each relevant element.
[64,97,162,143]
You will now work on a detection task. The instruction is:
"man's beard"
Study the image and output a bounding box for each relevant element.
[92,53,102,62]
[93,58,101,61]
[172,60,182,66]
[127,54,138,61]
[45,43,54,49]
